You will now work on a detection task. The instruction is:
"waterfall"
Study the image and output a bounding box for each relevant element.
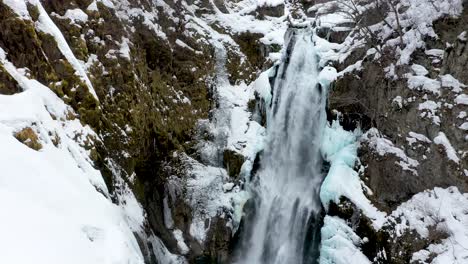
[235,28,327,264]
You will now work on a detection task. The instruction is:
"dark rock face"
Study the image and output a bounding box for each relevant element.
[326,4,468,263]
[256,3,285,18]
[439,8,468,83]
[330,57,467,211]
[223,149,245,179]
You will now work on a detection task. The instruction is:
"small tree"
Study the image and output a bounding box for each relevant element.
[334,0,405,51]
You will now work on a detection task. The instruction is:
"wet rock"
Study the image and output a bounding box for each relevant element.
[223,149,245,179]
[195,215,233,264]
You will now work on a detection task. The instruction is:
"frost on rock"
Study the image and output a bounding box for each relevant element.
[183,155,249,244]
[320,216,372,264]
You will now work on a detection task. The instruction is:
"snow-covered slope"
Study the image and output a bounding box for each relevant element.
[0,47,144,263]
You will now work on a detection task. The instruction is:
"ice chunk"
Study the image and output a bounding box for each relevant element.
[320,121,386,228]
[320,216,371,264]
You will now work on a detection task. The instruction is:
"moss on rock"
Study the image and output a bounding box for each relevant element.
[14,127,43,151]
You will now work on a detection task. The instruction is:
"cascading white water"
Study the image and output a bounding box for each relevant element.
[236,28,327,264]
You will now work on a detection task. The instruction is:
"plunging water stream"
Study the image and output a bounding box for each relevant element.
[236,28,327,264]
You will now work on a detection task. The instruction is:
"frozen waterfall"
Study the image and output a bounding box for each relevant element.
[236,28,328,264]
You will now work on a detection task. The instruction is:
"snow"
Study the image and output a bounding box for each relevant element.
[458,31,467,41]
[2,0,30,18]
[175,39,195,52]
[87,1,99,11]
[318,66,338,87]
[87,0,114,11]
[0,48,143,264]
[455,94,468,105]
[396,0,462,64]
[440,74,465,93]
[64,8,89,23]
[363,128,419,175]
[184,155,248,243]
[320,121,386,228]
[119,37,131,60]
[218,81,266,166]
[252,70,272,105]
[223,182,235,192]
[388,187,468,263]
[433,132,460,164]
[317,13,353,29]
[393,96,403,108]
[407,131,431,145]
[458,111,467,119]
[418,100,441,125]
[425,49,444,57]
[459,122,468,130]
[257,0,284,7]
[148,235,187,264]
[407,76,441,95]
[320,216,372,264]
[31,1,98,101]
[332,0,462,67]
[200,0,288,46]
[112,0,168,40]
[411,64,429,76]
[173,229,189,255]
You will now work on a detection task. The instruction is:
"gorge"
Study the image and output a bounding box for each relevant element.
[0,0,467,264]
